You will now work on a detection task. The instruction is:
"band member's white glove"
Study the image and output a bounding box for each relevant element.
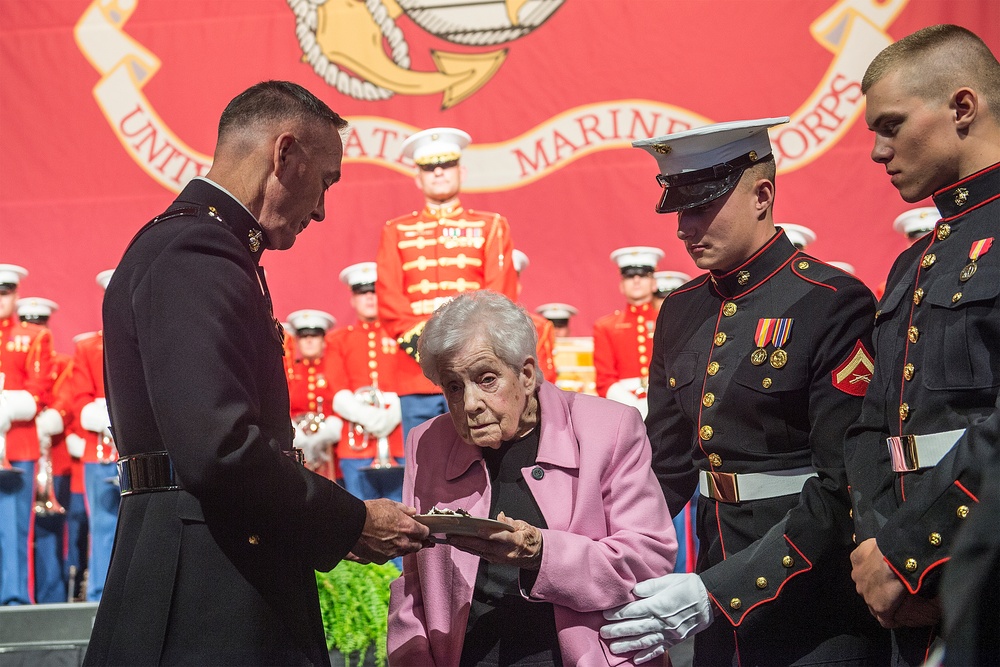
[366,392,401,439]
[333,390,398,438]
[36,408,64,438]
[294,416,344,466]
[605,379,649,420]
[601,573,714,664]
[0,390,39,434]
[65,433,86,459]
[80,398,112,439]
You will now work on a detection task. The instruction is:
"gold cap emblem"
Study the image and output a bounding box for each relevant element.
[748,150,758,162]
[652,144,671,155]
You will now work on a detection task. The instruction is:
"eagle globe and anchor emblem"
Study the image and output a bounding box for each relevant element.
[287,0,566,107]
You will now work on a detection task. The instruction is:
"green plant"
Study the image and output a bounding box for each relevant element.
[316,560,400,667]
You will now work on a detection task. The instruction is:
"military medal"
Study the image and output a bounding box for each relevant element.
[752,319,775,366]
[769,319,793,369]
[961,238,993,282]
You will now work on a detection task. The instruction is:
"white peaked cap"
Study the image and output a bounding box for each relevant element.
[654,271,692,294]
[780,224,817,250]
[828,262,856,275]
[401,127,471,166]
[535,303,578,320]
[16,297,59,319]
[893,207,940,238]
[633,117,789,213]
[610,246,665,270]
[96,270,115,290]
[286,309,336,334]
[512,249,529,274]
[338,262,378,288]
[0,264,28,286]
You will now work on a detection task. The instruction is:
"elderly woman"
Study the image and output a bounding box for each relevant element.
[388,291,676,666]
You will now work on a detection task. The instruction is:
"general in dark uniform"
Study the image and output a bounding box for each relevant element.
[602,118,888,666]
[84,81,428,665]
[843,25,1000,666]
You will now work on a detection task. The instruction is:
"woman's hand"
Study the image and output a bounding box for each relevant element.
[446,512,543,570]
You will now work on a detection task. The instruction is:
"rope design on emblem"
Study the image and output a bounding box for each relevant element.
[286,0,411,101]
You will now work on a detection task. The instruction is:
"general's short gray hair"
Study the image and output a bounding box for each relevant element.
[418,291,539,387]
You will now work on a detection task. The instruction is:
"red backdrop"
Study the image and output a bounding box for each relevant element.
[2,0,998,352]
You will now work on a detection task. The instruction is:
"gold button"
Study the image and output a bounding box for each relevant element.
[957,505,970,519]
[756,577,768,589]
[904,558,918,572]
[708,362,720,376]
[638,335,647,343]
[900,403,910,421]
[723,302,738,317]
[700,425,714,441]
[908,326,919,343]
[669,377,677,388]
[637,316,645,325]
[798,261,810,270]
[762,377,772,389]
[714,332,727,346]
[708,453,723,467]
[921,254,937,269]
[903,363,915,381]
[730,598,742,610]
[953,292,962,303]
[929,532,942,547]
[849,508,853,518]
[248,534,261,546]
[638,345,647,354]
[782,556,794,568]
[937,223,951,240]
[875,309,882,319]
[639,355,648,364]
[913,288,924,305]
[368,360,378,369]
[737,271,750,286]
[703,393,715,407]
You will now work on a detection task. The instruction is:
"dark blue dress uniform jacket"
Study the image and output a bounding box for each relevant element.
[844,161,1000,665]
[647,229,888,666]
[83,179,368,666]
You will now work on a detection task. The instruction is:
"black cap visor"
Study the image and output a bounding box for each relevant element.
[653,150,764,214]
[655,171,743,213]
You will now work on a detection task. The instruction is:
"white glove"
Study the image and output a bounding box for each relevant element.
[1,389,39,426]
[80,398,112,437]
[36,408,65,438]
[366,392,401,438]
[293,416,344,467]
[0,403,10,436]
[66,433,86,458]
[601,573,714,664]
[333,390,397,437]
[606,379,649,419]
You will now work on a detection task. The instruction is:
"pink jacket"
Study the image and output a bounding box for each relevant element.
[388,382,677,666]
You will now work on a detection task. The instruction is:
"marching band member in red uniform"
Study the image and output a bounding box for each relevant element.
[376,126,518,437]
[327,262,404,502]
[66,270,118,603]
[17,297,74,603]
[535,303,578,339]
[593,246,664,418]
[0,266,54,605]
[512,249,557,384]
[285,309,343,481]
